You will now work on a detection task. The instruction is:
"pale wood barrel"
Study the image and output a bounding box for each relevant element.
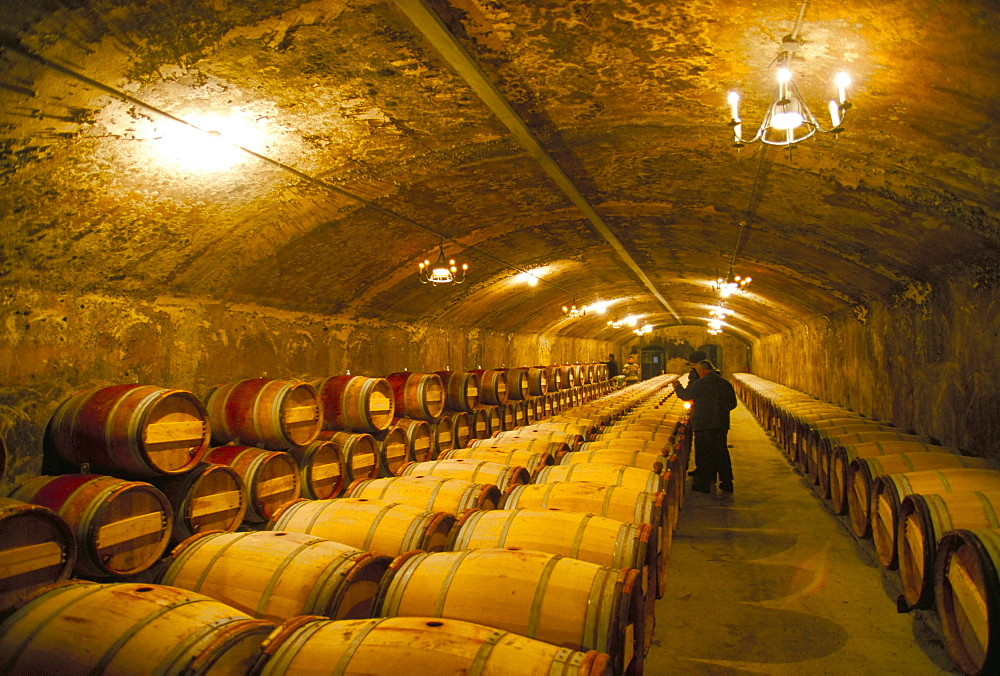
[391,417,433,463]
[10,474,172,578]
[398,459,531,494]
[205,378,322,450]
[346,476,502,514]
[203,446,301,523]
[897,490,1000,610]
[0,580,274,675]
[848,454,996,538]
[579,438,672,456]
[385,372,445,421]
[439,447,554,478]
[828,441,959,513]
[160,530,391,622]
[469,369,508,405]
[934,528,1000,675]
[377,548,642,675]
[560,449,669,476]
[285,439,345,499]
[435,371,481,412]
[374,426,410,477]
[253,616,611,676]
[269,497,455,556]
[869,466,1000,566]
[48,384,210,478]
[0,498,75,613]
[536,421,600,441]
[313,375,395,433]
[317,430,379,482]
[430,415,454,458]
[469,436,572,459]
[152,462,247,544]
[492,428,585,451]
[535,463,665,495]
[813,429,930,483]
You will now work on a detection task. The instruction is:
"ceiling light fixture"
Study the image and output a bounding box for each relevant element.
[419,240,468,285]
[712,267,752,298]
[727,0,852,148]
[562,297,586,318]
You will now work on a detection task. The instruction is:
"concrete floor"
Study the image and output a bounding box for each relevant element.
[644,403,959,675]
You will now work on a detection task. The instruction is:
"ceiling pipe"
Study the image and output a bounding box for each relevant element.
[392,0,683,325]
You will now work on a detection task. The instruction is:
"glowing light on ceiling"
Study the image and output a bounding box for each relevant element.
[153,112,265,172]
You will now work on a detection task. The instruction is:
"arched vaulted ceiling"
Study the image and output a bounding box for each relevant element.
[1,0,998,345]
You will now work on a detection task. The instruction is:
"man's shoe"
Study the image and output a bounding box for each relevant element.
[717,490,734,502]
[690,484,711,494]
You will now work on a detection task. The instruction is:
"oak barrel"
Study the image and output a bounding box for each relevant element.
[391,416,433,463]
[0,498,75,613]
[346,475,502,514]
[470,436,572,459]
[870,467,1000,567]
[286,439,345,499]
[469,407,491,440]
[469,369,508,406]
[385,372,444,421]
[0,581,274,675]
[205,378,322,450]
[317,430,379,482]
[535,463,665,495]
[203,446,301,523]
[560,449,669,476]
[398,459,531,494]
[430,415,455,458]
[520,366,550,397]
[897,490,1000,610]
[505,368,530,401]
[442,411,472,450]
[253,616,611,676]
[439,447,554,478]
[435,371,481,412]
[376,548,641,675]
[10,474,172,578]
[374,425,410,477]
[160,530,391,622]
[48,384,210,478]
[269,497,455,556]
[934,528,1000,675]
[152,462,247,544]
[313,375,395,433]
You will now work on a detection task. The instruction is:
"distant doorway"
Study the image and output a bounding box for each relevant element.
[699,343,722,370]
[640,346,666,381]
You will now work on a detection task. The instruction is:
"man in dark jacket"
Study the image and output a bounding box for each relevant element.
[606,353,619,378]
[672,360,738,497]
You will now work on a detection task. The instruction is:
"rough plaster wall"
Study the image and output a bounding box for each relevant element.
[753,279,1000,459]
[0,286,612,494]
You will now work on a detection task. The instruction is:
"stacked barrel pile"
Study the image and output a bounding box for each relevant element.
[733,373,1000,675]
[2,361,671,675]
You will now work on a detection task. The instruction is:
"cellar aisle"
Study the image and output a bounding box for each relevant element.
[644,403,957,675]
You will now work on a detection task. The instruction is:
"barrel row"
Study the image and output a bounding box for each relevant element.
[734,373,1000,675]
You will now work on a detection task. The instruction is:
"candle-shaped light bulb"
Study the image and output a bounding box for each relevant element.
[777,67,792,84]
[835,72,851,103]
[829,100,842,127]
[727,91,741,121]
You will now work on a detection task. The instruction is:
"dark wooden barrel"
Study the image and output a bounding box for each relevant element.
[435,371,481,412]
[10,474,172,578]
[520,367,550,397]
[252,616,611,676]
[286,439,346,499]
[152,462,247,544]
[313,375,395,433]
[0,498,76,613]
[269,497,456,557]
[205,378,322,450]
[430,416,454,458]
[374,425,411,477]
[441,411,472,450]
[385,372,445,421]
[48,384,210,478]
[546,366,563,393]
[203,446,301,523]
[470,369,509,405]
[159,530,391,623]
[504,368,530,401]
[0,581,274,674]
[317,430,379,482]
[469,408,491,440]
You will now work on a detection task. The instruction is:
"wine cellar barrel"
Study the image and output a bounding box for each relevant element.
[269,497,456,556]
[10,474,172,578]
[469,369,508,406]
[441,411,472,451]
[374,425,411,476]
[152,462,247,544]
[505,368,530,401]
[48,384,210,478]
[391,416,433,463]
[203,446,301,523]
[429,415,454,458]
[398,459,531,494]
[346,475,502,514]
[435,370,480,412]
[0,498,76,613]
[313,375,395,433]
[439,447,554,478]
[285,439,346,499]
[205,378,322,450]
[317,430,379,483]
[385,372,445,421]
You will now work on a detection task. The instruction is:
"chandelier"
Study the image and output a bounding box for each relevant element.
[712,267,752,298]
[727,2,852,148]
[419,240,468,285]
[562,298,586,318]
[707,305,734,335]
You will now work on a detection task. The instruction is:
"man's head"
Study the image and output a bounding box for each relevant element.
[688,350,707,364]
[627,355,635,363]
[609,353,615,360]
[694,359,716,376]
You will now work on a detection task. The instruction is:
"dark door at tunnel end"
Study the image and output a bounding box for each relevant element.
[640,346,666,381]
